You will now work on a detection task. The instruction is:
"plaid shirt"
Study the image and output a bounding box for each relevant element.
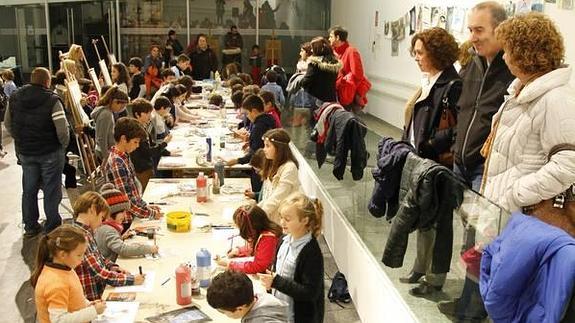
[106,146,156,221]
[73,221,134,301]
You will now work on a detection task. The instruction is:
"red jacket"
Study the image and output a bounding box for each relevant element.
[228,231,279,274]
[334,42,371,107]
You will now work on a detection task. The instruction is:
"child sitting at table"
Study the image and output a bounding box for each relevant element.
[207,270,288,323]
[130,98,172,190]
[106,117,163,229]
[95,183,159,262]
[227,94,276,167]
[151,96,174,144]
[245,148,266,202]
[258,192,325,323]
[32,224,106,323]
[208,93,224,109]
[73,191,146,301]
[215,204,282,274]
[257,129,300,222]
[260,90,282,128]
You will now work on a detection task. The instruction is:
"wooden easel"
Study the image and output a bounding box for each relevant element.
[265,31,281,67]
[60,51,101,190]
[91,38,113,86]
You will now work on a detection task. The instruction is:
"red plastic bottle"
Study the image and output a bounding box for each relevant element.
[196,172,208,202]
[175,264,192,305]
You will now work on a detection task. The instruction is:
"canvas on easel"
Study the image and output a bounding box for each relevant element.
[265,38,282,67]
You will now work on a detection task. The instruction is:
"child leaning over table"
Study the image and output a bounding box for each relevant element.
[215,204,282,274]
[73,191,146,301]
[95,183,159,262]
[207,270,288,323]
[129,98,172,191]
[106,117,163,232]
[258,192,325,323]
[32,224,106,323]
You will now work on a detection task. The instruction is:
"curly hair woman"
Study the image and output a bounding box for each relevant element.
[399,27,463,296]
[481,12,575,214]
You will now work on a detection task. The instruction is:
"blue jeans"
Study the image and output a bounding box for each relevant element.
[453,163,484,192]
[19,148,65,233]
[452,162,488,321]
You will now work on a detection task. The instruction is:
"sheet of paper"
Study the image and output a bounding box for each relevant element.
[93,301,139,323]
[114,271,155,293]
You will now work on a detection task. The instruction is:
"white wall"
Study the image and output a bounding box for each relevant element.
[331,0,575,128]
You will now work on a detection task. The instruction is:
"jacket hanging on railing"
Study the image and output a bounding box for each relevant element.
[368,137,415,219]
[382,152,464,274]
[315,107,368,181]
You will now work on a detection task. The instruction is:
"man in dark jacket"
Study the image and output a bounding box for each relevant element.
[5,67,70,236]
[190,34,219,80]
[439,2,515,321]
[453,2,514,192]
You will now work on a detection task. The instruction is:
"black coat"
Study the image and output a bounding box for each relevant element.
[453,50,514,171]
[301,55,342,103]
[382,153,464,274]
[316,109,367,181]
[271,237,325,323]
[190,47,218,80]
[368,137,414,219]
[402,66,461,161]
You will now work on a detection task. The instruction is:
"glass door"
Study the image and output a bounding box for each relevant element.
[0,4,48,74]
[48,1,116,72]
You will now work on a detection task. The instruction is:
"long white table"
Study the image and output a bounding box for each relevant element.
[157,118,252,174]
[102,178,262,322]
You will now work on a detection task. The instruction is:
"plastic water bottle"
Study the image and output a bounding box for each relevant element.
[196,249,212,288]
[175,264,192,305]
[206,137,212,163]
[196,172,208,203]
[214,160,225,186]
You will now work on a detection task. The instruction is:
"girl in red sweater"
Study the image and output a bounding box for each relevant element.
[215,204,282,274]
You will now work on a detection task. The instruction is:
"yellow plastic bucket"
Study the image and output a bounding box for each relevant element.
[166,211,192,232]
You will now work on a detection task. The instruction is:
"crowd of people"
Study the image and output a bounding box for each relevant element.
[1,0,574,322]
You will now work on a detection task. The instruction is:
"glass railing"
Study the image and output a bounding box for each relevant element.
[283,112,511,323]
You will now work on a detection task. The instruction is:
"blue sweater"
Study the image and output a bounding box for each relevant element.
[480,212,575,323]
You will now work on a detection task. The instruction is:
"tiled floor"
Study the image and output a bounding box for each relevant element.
[0,128,360,323]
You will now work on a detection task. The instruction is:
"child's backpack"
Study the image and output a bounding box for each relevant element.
[328,271,351,305]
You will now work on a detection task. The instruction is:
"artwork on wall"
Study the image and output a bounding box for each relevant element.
[409,6,416,35]
[558,0,574,9]
[384,21,392,39]
[515,0,532,14]
[391,39,399,57]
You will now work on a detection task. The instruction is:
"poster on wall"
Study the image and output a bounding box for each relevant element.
[515,0,532,14]
[531,0,545,11]
[397,17,406,40]
[391,20,400,40]
[391,39,399,57]
[384,21,392,39]
[557,0,574,9]
[420,6,432,31]
[409,7,416,35]
[431,7,447,29]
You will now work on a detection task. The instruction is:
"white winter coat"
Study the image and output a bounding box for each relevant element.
[483,66,575,212]
[258,161,300,223]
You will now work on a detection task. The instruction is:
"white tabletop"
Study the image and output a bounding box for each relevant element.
[102,178,262,322]
[158,121,251,172]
